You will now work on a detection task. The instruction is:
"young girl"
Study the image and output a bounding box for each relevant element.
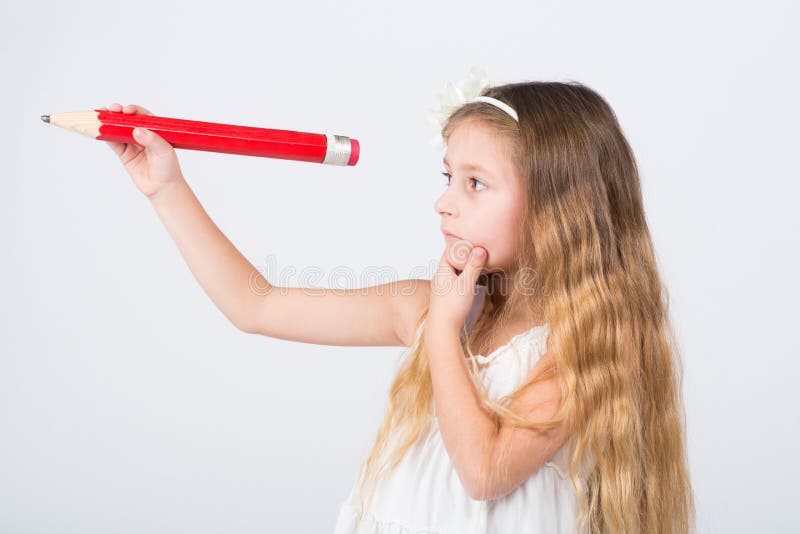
[103,71,694,533]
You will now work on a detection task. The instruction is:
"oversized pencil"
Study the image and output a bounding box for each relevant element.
[41,109,360,166]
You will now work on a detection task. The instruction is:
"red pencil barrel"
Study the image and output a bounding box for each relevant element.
[93,109,359,166]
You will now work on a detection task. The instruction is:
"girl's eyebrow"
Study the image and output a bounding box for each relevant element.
[443,157,492,175]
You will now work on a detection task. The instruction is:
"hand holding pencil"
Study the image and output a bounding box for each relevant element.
[42,101,363,199]
[101,103,185,200]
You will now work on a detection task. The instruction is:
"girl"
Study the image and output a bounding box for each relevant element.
[103,71,694,533]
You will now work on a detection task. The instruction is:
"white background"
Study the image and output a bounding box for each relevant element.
[2,1,798,532]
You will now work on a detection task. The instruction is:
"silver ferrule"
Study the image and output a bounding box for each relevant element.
[322,134,352,166]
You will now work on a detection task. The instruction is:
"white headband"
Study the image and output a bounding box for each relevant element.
[426,66,519,147]
[469,95,519,122]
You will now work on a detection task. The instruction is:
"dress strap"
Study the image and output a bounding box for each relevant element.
[471,324,549,365]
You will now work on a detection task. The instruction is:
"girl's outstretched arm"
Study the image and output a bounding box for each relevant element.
[243,278,430,347]
[149,176,431,347]
[106,103,431,347]
[148,178,263,331]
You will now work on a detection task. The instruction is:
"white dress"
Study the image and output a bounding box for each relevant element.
[334,285,588,534]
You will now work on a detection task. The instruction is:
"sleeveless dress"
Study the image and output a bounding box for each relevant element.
[333,285,589,534]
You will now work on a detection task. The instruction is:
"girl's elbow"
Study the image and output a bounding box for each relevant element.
[465,481,489,502]
[464,471,502,502]
[465,465,523,502]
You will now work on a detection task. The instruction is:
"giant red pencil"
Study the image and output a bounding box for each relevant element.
[41,109,360,166]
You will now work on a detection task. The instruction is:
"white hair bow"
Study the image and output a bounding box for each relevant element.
[426,66,495,148]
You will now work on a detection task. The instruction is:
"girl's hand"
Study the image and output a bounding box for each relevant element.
[428,239,488,332]
[102,102,184,200]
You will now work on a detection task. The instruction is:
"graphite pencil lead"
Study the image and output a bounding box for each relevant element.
[41,115,50,123]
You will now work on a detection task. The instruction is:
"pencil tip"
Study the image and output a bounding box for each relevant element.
[41,114,50,123]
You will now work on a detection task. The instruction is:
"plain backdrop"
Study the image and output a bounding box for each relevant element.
[2,0,798,532]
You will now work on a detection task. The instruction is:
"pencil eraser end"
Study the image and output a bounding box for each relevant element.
[348,139,360,166]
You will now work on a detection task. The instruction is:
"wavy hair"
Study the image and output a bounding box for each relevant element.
[350,79,695,533]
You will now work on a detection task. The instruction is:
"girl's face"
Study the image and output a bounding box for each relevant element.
[434,120,526,275]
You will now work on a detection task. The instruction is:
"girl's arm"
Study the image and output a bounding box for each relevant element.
[149,178,261,331]
[106,102,430,348]
[426,318,570,502]
[241,278,431,347]
[150,178,430,347]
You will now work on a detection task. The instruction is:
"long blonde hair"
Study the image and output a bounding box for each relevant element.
[350,80,695,533]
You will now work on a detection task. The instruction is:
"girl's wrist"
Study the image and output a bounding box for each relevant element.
[148,175,188,207]
[426,315,461,344]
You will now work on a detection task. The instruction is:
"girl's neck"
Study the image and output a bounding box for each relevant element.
[480,277,546,328]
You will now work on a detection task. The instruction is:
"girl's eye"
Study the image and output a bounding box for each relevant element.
[441,172,486,191]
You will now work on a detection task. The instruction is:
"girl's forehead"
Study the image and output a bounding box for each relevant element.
[447,123,511,160]
[445,126,517,184]
[448,120,497,143]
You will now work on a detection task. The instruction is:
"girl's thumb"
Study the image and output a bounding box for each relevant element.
[133,127,168,153]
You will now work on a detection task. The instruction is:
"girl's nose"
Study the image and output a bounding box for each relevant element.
[434,191,459,217]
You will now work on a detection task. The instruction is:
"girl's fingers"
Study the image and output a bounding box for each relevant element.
[108,102,152,115]
[104,102,154,155]
[104,103,151,154]
[122,104,153,116]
